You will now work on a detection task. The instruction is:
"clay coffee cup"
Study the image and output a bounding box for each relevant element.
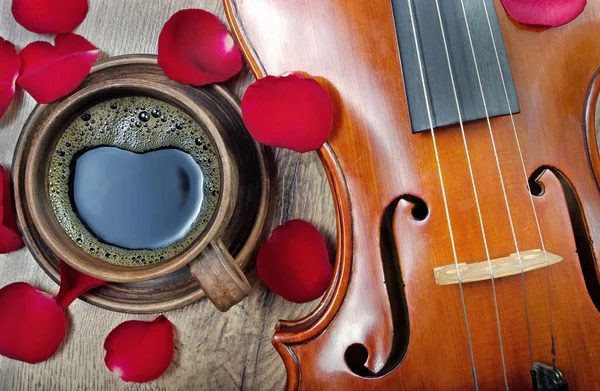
[20,56,252,312]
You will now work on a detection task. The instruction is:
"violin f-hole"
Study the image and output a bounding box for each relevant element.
[344,195,428,378]
[531,166,600,311]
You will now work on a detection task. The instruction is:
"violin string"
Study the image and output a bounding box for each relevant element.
[406,1,479,388]
[456,0,535,367]
[431,1,509,388]
[479,0,556,367]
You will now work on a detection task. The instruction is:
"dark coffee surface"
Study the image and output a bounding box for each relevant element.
[73,147,204,250]
[49,96,222,266]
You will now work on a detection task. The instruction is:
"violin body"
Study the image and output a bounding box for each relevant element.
[225,0,600,389]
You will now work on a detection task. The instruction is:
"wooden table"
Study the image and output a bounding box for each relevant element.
[0,1,336,389]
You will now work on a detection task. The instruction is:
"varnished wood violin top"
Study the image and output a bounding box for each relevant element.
[225,0,600,389]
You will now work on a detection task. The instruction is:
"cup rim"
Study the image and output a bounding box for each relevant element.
[20,56,237,283]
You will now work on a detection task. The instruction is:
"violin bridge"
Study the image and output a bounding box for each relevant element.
[433,249,563,285]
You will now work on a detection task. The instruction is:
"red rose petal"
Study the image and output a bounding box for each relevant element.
[0,167,24,254]
[0,37,21,119]
[104,316,174,383]
[257,219,333,303]
[0,282,66,363]
[17,33,99,104]
[241,73,333,153]
[12,0,89,34]
[501,0,586,27]
[158,9,242,86]
[3,166,20,233]
[0,225,23,254]
[55,260,107,308]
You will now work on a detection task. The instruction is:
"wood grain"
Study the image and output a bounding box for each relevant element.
[0,1,336,390]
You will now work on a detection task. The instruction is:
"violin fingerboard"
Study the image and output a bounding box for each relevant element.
[391,0,520,133]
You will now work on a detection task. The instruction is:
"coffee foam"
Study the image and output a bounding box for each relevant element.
[48,96,222,267]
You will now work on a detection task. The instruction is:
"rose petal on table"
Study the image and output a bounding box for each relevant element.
[0,226,24,254]
[104,316,174,383]
[12,0,89,34]
[17,33,99,104]
[0,282,66,363]
[0,168,4,224]
[55,260,107,308]
[501,0,586,27]
[257,219,333,303]
[0,37,21,119]
[158,9,242,86]
[241,73,334,152]
[0,167,24,254]
[3,166,20,233]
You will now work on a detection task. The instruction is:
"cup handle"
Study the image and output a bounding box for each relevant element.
[189,239,251,312]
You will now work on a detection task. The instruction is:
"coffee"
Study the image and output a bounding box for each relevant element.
[48,96,222,267]
[72,146,204,250]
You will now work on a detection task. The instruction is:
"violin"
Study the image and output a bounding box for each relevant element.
[225,0,600,389]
